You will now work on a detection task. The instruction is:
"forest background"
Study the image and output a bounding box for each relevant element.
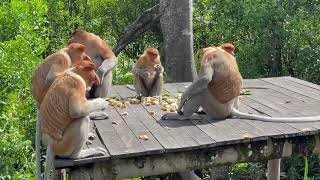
[0,0,319,179]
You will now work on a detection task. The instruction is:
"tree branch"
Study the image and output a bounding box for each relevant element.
[113,4,166,55]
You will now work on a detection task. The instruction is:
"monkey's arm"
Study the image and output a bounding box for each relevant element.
[45,62,68,87]
[149,65,164,96]
[96,58,118,83]
[69,95,108,118]
[178,66,214,112]
[131,67,148,77]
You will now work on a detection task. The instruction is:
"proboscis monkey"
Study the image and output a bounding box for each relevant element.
[162,43,320,122]
[68,30,118,98]
[132,48,164,97]
[40,61,108,180]
[31,43,91,180]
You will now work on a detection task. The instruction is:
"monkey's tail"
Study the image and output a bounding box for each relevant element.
[36,110,41,180]
[231,108,320,123]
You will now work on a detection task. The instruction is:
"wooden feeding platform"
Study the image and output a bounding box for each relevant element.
[55,76,320,179]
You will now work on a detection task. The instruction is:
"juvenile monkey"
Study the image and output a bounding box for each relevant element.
[68,30,118,98]
[40,61,108,180]
[31,43,91,180]
[132,48,164,97]
[162,43,320,122]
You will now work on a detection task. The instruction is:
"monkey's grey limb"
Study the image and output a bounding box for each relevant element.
[35,110,42,180]
[91,58,118,98]
[71,147,108,159]
[149,73,163,96]
[132,67,147,77]
[94,70,112,98]
[89,111,109,120]
[162,95,202,120]
[44,142,55,180]
[134,75,149,96]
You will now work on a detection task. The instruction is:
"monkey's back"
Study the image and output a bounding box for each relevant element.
[208,56,242,103]
[40,74,85,141]
[31,51,71,106]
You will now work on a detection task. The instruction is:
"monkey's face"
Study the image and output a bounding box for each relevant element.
[73,61,100,91]
[145,48,161,64]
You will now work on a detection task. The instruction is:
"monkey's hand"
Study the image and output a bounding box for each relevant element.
[87,98,108,113]
[154,64,163,74]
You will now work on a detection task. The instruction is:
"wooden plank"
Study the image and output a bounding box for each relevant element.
[243,87,318,135]
[94,108,138,157]
[243,79,320,110]
[283,76,320,90]
[111,86,165,155]
[112,85,182,151]
[86,120,107,151]
[261,77,320,100]
[117,85,201,151]
[237,103,286,138]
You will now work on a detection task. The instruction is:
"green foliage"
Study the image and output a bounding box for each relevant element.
[0,0,48,178]
[193,0,320,84]
[230,162,266,180]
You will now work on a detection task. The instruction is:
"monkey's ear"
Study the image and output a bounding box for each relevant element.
[221,43,235,56]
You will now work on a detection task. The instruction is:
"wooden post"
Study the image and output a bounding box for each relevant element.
[267,159,281,180]
[160,0,197,82]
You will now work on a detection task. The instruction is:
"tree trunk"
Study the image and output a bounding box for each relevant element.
[160,0,197,83]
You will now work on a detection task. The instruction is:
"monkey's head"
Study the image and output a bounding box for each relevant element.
[143,48,161,64]
[66,43,92,64]
[200,43,236,66]
[73,61,100,91]
[68,30,88,45]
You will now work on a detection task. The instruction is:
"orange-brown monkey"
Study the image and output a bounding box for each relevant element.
[40,61,108,180]
[162,43,320,122]
[31,43,91,180]
[31,43,91,106]
[68,30,118,98]
[132,48,164,97]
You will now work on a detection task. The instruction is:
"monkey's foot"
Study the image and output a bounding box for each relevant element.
[89,111,109,120]
[77,147,108,158]
[162,113,202,121]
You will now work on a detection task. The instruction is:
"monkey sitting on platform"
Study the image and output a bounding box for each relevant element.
[40,60,108,180]
[68,30,118,99]
[162,43,320,122]
[132,48,164,97]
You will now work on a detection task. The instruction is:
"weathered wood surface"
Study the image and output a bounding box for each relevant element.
[55,77,320,172]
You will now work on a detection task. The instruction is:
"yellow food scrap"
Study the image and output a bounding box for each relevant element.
[242,132,251,139]
[121,112,129,116]
[139,134,149,140]
[302,128,311,132]
[149,111,155,116]
[112,121,120,125]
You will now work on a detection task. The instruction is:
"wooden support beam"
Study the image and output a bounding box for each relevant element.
[68,135,320,180]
